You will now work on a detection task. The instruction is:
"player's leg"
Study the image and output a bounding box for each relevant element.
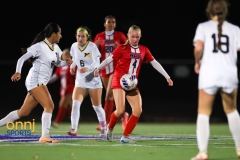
[68,87,86,136]
[105,74,129,130]
[96,75,115,131]
[66,95,72,120]
[106,88,126,141]
[52,96,68,127]
[120,90,142,143]
[221,88,240,158]
[29,85,58,143]
[0,92,38,126]
[89,88,106,136]
[191,89,216,160]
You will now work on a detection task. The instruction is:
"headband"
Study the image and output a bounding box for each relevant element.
[76,28,90,36]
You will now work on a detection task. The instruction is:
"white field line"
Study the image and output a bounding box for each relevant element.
[0,142,235,148]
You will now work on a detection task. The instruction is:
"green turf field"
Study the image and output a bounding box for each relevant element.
[0,122,238,160]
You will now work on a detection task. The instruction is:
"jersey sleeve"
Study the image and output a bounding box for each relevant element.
[55,45,63,59]
[144,47,154,63]
[193,24,205,46]
[110,45,123,60]
[27,43,41,58]
[236,27,240,50]
[92,43,101,58]
[70,44,77,68]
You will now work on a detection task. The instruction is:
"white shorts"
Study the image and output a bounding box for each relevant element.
[25,65,51,91]
[203,87,237,95]
[75,73,102,89]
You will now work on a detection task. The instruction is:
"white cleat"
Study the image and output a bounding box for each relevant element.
[99,129,107,137]
[237,147,240,159]
[120,136,136,144]
[191,151,208,160]
[106,128,113,142]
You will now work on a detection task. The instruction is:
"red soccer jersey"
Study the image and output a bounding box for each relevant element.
[54,65,75,96]
[94,31,127,77]
[111,44,154,89]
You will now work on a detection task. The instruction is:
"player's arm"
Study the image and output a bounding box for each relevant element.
[48,74,59,84]
[194,40,204,64]
[150,59,173,86]
[11,51,34,82]
[193,40,204,74]
[92,56,113,77]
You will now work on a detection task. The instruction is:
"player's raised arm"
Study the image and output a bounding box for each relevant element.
[150,59,173,86]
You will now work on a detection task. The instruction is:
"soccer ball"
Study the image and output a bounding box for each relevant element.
[120,73,138,91]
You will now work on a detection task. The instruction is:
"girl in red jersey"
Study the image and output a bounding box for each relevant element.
[94,15,128,131]
[93,25,173,143]
[48,49,75,127]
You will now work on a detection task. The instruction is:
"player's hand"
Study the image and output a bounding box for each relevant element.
[70,67,76,75]
[11,73,21,82]
[95,38,101,48]
[94,69,99,77]
[80,67,88,73]
[66,58,73,65]
[194,62,201,74]
[113,41,119,49]
[167,78,173,86]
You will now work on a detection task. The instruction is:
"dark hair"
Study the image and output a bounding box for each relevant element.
[104,15,116,23]
[206,0,228,50]
[21,23,61,62]
[76,26,92,41]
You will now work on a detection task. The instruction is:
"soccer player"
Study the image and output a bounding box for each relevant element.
[48,49,75,128]
[191,0,240,159]
[94,15,128,131]
[0,23,72,143]
[93,25,173,143]
[67,26,107,136]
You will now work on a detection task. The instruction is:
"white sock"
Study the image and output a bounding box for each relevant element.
[93,105,106,130]
[196,114,210,152]
[226,110,240,148]
[71,100,81,131]
[0,110,20,127]
[41,112,52,137]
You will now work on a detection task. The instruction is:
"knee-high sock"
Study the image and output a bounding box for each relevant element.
[93,105,106,130]
[227,110,240,148]
[41,112,52,137]
[108,113,119,130]
[123,114,139,137]
[55,107,67,123]
[0,110,20,127]
[104,100,115,123]
[196,114,210,152]
[71,100,81,130]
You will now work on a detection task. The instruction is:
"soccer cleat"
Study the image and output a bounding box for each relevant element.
[237,147,240,158]
[99,129,107,137]
[96,125,101,131]
[106,128,113,142]
[67,129,78,136]
[121,112,129,130]
[39,137,58,143]
[191,151,208,160]
[51,122,59,128]
[120,136,136,144]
